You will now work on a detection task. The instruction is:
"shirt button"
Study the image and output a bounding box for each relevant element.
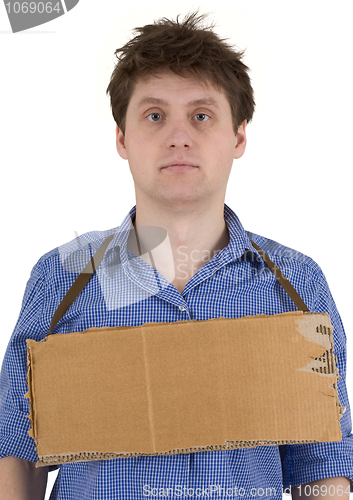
[179,306,186,312]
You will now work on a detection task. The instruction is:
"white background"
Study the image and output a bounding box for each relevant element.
[0,1,352,497]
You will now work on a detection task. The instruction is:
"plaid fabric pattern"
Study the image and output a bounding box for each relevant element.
[1,203,352,499]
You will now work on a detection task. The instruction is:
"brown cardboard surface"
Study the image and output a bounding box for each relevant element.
[24,311,344,467]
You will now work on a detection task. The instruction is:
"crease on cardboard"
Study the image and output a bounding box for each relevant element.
[214,320,228,439]
[141,326,156,453]
[296,313,345,419]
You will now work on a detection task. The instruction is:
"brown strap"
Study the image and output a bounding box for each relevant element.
[47,233,115,336]
[46,233,309,337]
[250,239,310,312]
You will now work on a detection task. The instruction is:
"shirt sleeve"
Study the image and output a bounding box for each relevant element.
[279,262,353,493]
[0,257,60,472]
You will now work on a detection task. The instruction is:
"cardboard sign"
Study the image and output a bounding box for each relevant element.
[25,311,344,467]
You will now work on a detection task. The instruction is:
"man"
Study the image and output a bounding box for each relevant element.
[0,11,352,500]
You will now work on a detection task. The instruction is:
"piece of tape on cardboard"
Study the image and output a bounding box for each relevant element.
[25,310,344,467]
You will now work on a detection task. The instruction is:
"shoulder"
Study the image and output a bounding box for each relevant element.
[244,231,343,330]
[33,227,118,282]
[246,230,323,279]
[244,230,329,302]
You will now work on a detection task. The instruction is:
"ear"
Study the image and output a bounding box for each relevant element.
[116,125,128,160]
[233,120,247,160]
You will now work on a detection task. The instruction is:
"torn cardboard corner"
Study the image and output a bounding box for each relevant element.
[25,310,344,468]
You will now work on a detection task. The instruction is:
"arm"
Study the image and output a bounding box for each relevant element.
[280,263,353,496]
[0,456,48,500]
[292,476,351,500]
[0,259,51,496]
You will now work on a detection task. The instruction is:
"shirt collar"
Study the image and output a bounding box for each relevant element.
[104,203,265,274]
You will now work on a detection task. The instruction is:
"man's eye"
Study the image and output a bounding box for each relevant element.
[194,113,210,122]
[147,113,162,122]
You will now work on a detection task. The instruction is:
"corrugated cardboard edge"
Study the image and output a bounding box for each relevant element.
[24,342,36,444]
[24,311,346,468]
[34,440,323,467]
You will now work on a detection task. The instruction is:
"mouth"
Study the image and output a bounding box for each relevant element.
[162,162,198,171]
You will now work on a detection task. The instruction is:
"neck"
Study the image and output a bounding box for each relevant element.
[129,198,230,287]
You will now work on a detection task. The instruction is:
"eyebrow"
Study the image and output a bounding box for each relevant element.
[136,96,220,109]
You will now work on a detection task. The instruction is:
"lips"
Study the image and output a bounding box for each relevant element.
[162,162,197,169]
[162,164,198,172]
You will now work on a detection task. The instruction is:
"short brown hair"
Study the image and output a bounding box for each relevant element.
[106,11,255,135]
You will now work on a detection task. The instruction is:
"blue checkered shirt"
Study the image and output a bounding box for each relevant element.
[1,203,353,499]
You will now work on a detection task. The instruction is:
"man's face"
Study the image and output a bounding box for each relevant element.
[116,71,247,212]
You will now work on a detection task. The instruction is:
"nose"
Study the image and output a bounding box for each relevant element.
[166,119,192,149]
